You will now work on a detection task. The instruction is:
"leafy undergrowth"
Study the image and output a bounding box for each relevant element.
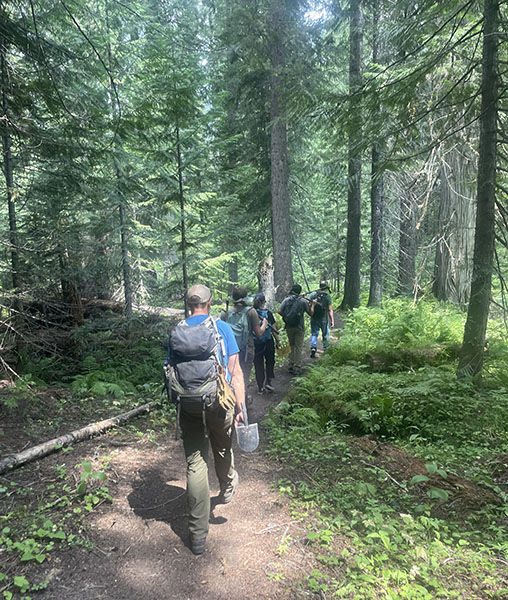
[266,408,508,599]
[0,313,177,599]
[0,404,173,599]
[266,299,508,599]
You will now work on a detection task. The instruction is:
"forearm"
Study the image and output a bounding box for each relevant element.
[228,354,245,408]
[231,368,245,410]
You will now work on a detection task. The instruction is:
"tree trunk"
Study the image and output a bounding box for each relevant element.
[258,256,276,310]
[176,125,189,317]
[228,258,238,297]
[1,37,19,291]
[269,0,293,302]
[397,190,418,296]
[341,0,363,310]
[59,249,84,326]
[367,0,383,307]
[106,1,132,319]
[457,0,498,380]
[432,148,475,308]
[119,182,133,318]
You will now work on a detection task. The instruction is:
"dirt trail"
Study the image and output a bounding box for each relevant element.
[28,361,317,600]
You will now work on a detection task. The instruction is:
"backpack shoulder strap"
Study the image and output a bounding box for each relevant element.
[207,316,227,368]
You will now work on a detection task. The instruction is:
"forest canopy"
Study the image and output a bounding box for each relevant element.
[0,0,507,379]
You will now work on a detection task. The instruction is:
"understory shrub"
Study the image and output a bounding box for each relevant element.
[290,299,508,452]
[327,298,465,366]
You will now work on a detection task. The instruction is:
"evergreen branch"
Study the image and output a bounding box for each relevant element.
[109,0,144,20]
[59,0,122,123]
[494,246,508,329]
[28,0,81,122]
[361,1,478,94]
[377,58,481,143]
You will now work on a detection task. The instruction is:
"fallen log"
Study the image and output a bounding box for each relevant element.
[0,401,155,475]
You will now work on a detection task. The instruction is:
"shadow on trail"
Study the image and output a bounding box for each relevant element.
[127,467,229,545]
[128,467,189,542]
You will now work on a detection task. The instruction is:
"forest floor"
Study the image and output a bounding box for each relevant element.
[1,342,327,600]
[1,318,504,600]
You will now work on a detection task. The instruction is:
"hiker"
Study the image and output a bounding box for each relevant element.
[252,292,279,393]
[308,280,335,358]
[278,284,314,374]
[166,284,245,556]
[222,285,266,403]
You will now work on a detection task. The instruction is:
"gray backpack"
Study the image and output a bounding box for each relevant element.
[166,317,224,417]
[227,306,251,350]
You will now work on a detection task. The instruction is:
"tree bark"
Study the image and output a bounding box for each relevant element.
[59,248,84,326]
[397,190,418,296]
[106,0,132,319]
[0,402,154,475]
[119,182,133,318]
[176,125,189,317]
[269,0,293,301]
[1,37,19,291]
[457,0,498,380]
[432,148,475,308]
[341,0,363,310]
[228,258,238,297]
[257,256,276,309]
[367,0,383,307]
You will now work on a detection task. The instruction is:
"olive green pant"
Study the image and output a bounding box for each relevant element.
[286,326,304,368]
[180,405,235,540]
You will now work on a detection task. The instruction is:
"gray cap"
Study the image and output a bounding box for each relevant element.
[186,284,211,304]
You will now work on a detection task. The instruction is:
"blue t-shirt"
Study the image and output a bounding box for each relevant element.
[166,315,239,379]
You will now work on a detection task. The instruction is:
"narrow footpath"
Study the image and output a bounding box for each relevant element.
[32,357,321,600]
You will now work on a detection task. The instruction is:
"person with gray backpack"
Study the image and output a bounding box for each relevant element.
[165,284,245,556]
[222,285,267,403]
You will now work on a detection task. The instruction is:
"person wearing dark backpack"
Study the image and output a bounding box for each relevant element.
[308,280,335,358]
[252,293,279,393]
[166,284,245,556]
[278,284,314,374]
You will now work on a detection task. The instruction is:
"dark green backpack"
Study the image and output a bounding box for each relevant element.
[312,291,328,320]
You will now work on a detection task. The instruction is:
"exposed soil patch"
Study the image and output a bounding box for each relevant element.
[351,437,502,517]
[1,365,311,600]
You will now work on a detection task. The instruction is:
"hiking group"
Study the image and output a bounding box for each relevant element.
[164,281,333,555]
[278,280,334,372]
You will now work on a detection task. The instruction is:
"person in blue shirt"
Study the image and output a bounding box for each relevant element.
[175,284,245,555]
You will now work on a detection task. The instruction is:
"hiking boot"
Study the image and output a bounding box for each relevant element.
[190,535,206,555]
[264,381,274,392]
[220,470,239,504]
[257,386,265,394]
[310,348,316,359]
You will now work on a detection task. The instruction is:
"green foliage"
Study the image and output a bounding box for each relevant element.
[326,298,465,365]
[0,454,115,598]
[266,404,508,599]
[266,299,508,598]
[291,362,508,449]
[289,301,508,457]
